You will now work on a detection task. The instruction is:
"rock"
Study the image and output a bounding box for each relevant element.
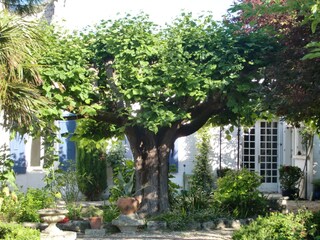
[215,219,226,229]
[85,229,107,237]
[230,220,241,230]
[103,222,120,233]
[112,214,145,233]
[186,221,201,230]
[40,231,76,240]
[57,220,90,233]
[202,221,215,231]
[147,221,167,231]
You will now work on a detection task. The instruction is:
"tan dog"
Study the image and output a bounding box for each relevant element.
[117,196,142,215]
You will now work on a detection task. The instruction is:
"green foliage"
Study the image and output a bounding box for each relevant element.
[17,188,53,223]
[190,126,214,195]
[0,187,53,223]
[76,146,107,200]
[109,160,135,203]
[213,169,268,218]
[43,161,63,201]
[103,204,120,223]
[0,144,16,190]
[0,222,40,240]
[150,208,226,231]
[81,205,104,218]
[0,11,49,134]
[233,210,316,240]
[217,167,232,178]
[55,160,88,203]
[279,165,303,191]
[40,13,276,135]
[66,203,83,220]
[0,187,20,222]
[172,190,214,214]
[168,165,181,208]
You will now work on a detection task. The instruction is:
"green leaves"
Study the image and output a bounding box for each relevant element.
[302,41,320,60]
[39,12,276,134]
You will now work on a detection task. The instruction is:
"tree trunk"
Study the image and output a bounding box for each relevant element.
[125,126,174,217]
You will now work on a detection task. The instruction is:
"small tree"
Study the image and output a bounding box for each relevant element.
[190,126,214,194]
[76,146,107,201]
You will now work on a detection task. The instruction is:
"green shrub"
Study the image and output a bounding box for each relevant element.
[172,189,213,213]
[311,210,320,237]
[109,160,135,203]
[168,165,181,208]
[233,210,316,240]
[66,203,83,220]
[0,222,40,240]
[190,127,214,194]
[149,208,227,231]
[76,146,107,200]
[17,188,53,222]
[213,168,268,218]
[149,210,190,231]
[0,187,20,222]
[103,204,120,222]
[56,160,88,203]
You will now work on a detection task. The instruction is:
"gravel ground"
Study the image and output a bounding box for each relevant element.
[77,229,234,240]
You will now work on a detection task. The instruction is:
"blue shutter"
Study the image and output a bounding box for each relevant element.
[169,141,178,173]
[10,134,26,174]
[58,120,76,171]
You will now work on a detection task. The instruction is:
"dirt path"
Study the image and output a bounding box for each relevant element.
[78,229,234,240]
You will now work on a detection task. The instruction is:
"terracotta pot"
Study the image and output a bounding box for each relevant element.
[89,216,103,229]
[282,189,299,200]
[117,196,142,215]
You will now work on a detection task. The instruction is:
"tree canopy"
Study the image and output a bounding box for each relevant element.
[232,0,320,130]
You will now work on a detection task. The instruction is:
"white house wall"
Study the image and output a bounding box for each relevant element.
[312,136,320,191]
[171,126,240,189]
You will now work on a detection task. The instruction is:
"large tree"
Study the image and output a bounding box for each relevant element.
[40,14,277,216]
[232,0,320,130]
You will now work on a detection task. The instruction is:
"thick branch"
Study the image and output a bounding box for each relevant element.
[63,110,126,126]
[176,94,225,138]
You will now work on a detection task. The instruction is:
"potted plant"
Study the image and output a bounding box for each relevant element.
[279,165,303,200]
[312,178,320,200]
[81,205,104,229]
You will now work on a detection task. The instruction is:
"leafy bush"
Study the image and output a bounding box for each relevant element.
[213,169,268,218]
[0,144,16,190]
[103,204,120,222]
[0,187,20,222]
[0,222,40,240]
[168,165,181,207]
[76,146,107,200]
[17,188,53,222]
[149,210,190,231]
[279,165,303,191]
[172,189,213,213]
[149,208,227,231]
[109,160,135,203]
[56,160,89,203]
[233,210,316,240]
[66,203,83,220]
[80,205,104,219]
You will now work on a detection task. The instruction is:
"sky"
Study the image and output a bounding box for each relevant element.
[53,0,236,30]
